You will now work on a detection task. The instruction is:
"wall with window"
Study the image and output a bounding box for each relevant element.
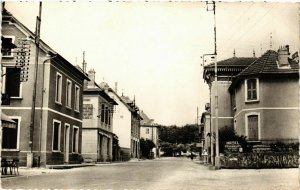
[234,76,298,142]
[48,62,83,121]
[45,111,82,165]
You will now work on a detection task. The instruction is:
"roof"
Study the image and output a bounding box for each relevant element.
[237,50,299,77]
[140,110,151,125]
[83,82,118,105]
[204,57,257,70]
[229,50,299,91]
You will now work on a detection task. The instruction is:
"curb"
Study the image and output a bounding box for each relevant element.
[46,163,95,169]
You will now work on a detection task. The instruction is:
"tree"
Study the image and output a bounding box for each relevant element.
[140,138,156,159]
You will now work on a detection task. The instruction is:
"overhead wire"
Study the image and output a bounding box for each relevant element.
[223,4,276,52]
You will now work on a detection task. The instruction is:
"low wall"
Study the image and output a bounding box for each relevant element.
[221,152,299,169]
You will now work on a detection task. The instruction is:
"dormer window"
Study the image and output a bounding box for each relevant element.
[245,78,259,102]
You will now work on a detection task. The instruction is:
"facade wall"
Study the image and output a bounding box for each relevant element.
[108,92,131,149]
[210,81,233,129]
[82,91,114,162]
[140,126,158,146]
[81,129,98,161]
[234,77,299,142]
[1,20,85,166]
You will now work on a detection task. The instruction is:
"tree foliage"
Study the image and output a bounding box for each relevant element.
[159,124,199,144]
[158,124,200,156]
[140,138,156,159]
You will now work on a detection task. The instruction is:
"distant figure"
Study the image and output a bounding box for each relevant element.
[202,149,208,164]
[190,153,194,161]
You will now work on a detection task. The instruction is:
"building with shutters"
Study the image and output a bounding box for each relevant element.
[229,46,299,143]
[1,8,89,167]
[203,46,299,145]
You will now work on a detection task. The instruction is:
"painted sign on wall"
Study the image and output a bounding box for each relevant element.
[83,104,93,119]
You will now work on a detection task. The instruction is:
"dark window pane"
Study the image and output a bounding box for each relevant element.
[53,122,60,151]
[101,104,105,122]
[105,107,108,124]
[6,68,21,97]
[56,75,61,102]
[73,128,78,152]
[2,119,18,149]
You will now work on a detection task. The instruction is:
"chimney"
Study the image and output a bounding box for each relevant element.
[253,49,256,58]
[114,82,118,94]
[277,45,290,67]
[82,51,87,73]
[87,69,96,87]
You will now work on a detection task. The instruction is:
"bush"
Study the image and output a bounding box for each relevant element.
[219,126,248,153]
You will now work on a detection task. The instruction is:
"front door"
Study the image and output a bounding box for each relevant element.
[64,124,70,163]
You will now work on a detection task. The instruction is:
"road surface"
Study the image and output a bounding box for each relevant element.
[2,157,298,190]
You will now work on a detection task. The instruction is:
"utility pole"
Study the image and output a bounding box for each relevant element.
[29,2,42,168]
[213,1,220,169]
[206,1,219,169]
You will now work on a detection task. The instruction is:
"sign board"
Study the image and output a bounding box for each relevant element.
[225,141,241,152]
[196,143,202,148]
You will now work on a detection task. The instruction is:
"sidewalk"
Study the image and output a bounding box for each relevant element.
[1,163,96,179]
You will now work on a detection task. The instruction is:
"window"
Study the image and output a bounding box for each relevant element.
[55,72,62,104]
[74,85,80,111]
[231,89,236,109]
[146,128,150,134]
[245,78,259,101]
[105,106,108,124]
[66,79,72,108]
[2,117,20,150]
[4,67,22,98]
[72,126,79,153]
[52,120,61,151]
[2,36,15,57]
[101,104,105,123]
[245,114,260,141]
[108,109,111,126]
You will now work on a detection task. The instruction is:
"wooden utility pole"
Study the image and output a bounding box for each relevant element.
[29,2,42,168]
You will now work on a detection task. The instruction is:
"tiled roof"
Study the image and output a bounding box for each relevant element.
[237,50,299,77]
[205,57,257,68]
[140,110,151,124]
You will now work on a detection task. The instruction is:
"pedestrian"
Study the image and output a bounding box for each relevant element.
[190,153,194,161]
[202,149,208,164]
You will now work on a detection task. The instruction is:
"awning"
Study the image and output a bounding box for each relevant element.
[1,113,17,129]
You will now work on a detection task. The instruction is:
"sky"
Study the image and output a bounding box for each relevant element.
[4,1,299,126]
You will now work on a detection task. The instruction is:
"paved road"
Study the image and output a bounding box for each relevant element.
[2,157,298,190]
